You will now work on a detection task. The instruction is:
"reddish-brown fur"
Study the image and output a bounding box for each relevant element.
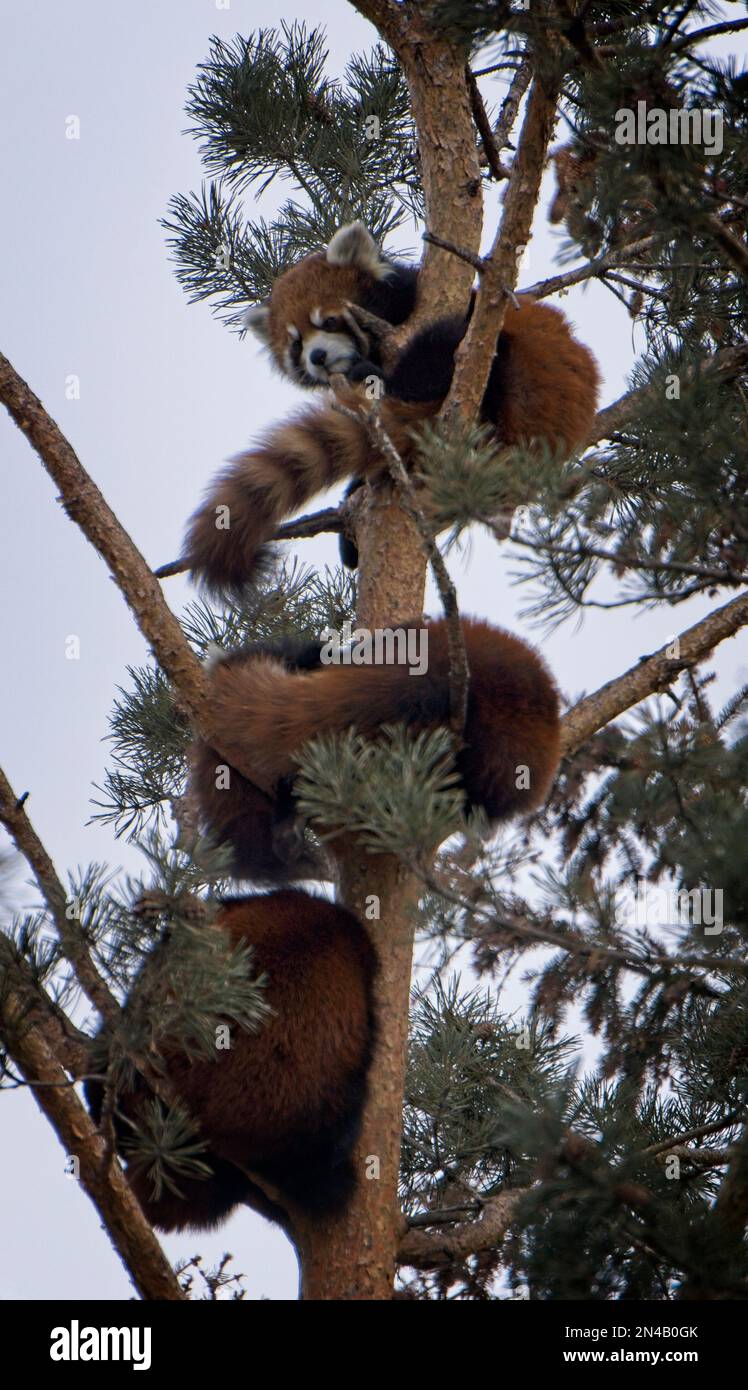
[86,890,377,1233]
[262,252,370,366]
[192,617,561,881]
[488,298,599,449]
[183,290,599,595]
[182,387,434,594]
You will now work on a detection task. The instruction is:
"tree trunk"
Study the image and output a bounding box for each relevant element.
[292,3,483,1303]
[294,489,427,1299]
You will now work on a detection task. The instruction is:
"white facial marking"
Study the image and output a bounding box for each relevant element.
[301,329,359,382]
[310,308,324,328]
[287,324,301,340]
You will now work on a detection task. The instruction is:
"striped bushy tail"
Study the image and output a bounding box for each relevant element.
[182,392,433,596]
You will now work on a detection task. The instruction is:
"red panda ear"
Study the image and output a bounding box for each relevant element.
[242,301,271,340]
[326,222,389,279]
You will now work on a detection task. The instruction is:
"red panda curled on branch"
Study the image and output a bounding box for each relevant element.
[180,221,600,593]
[85,889,377,1233]
[191,616,561,885]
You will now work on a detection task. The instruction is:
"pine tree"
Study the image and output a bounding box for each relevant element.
[1,0,747,1303]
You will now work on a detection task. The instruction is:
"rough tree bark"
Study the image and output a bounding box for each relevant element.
[293,494,427,1300]
[351,0,483,326]
[291,0,486,1300]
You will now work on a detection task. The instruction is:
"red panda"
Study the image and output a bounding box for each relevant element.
[85,890,377,1233]
[191,617,561,883]
[179,222,600,594]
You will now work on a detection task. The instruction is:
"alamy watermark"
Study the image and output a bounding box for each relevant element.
[614,101,723,155]
[319,622,428,676]
[627,878,723,935]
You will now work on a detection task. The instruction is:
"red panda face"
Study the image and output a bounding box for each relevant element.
[243,222,392,387]
[283,303,365,386]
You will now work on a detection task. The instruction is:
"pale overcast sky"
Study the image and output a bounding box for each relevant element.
[1,1,744,1300]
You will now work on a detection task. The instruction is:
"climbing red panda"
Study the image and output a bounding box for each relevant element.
[85,889,377,1233]
[191,617,561,883]
[178,222,600,594]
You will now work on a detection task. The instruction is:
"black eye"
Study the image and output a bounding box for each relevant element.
[321,317,339,332]
[289,338,302,359]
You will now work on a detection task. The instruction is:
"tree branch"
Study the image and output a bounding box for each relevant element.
[0,977,185,1300]
[0,948,89,1079]
[347,0,400,37]
[398,1189,524,1269]
[669,17,748,51]
[587,344,748,447]
[466,66,511,181]
[639,1116,744,1160]
[443,75,560,425]
[0,352,209,727]
[492,56,533,154]
[0,766,120,1026]
[521,234,656,300]
[560,588,748,757]
[0,351,287,794]
[154,506,345,580]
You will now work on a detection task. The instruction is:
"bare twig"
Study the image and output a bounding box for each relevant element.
[419,869,730,994]
[466,66,511,181]
[492,57,533,153]
[670,17,748,51]
[422,231,487,274]
[655,1145,736,1169]
[404,1201,481,1228]
[521,235,656,300]
[603,270,669,303]
[153,556,190,579]
[497,526,748,589]
[638,1116,744,1161]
